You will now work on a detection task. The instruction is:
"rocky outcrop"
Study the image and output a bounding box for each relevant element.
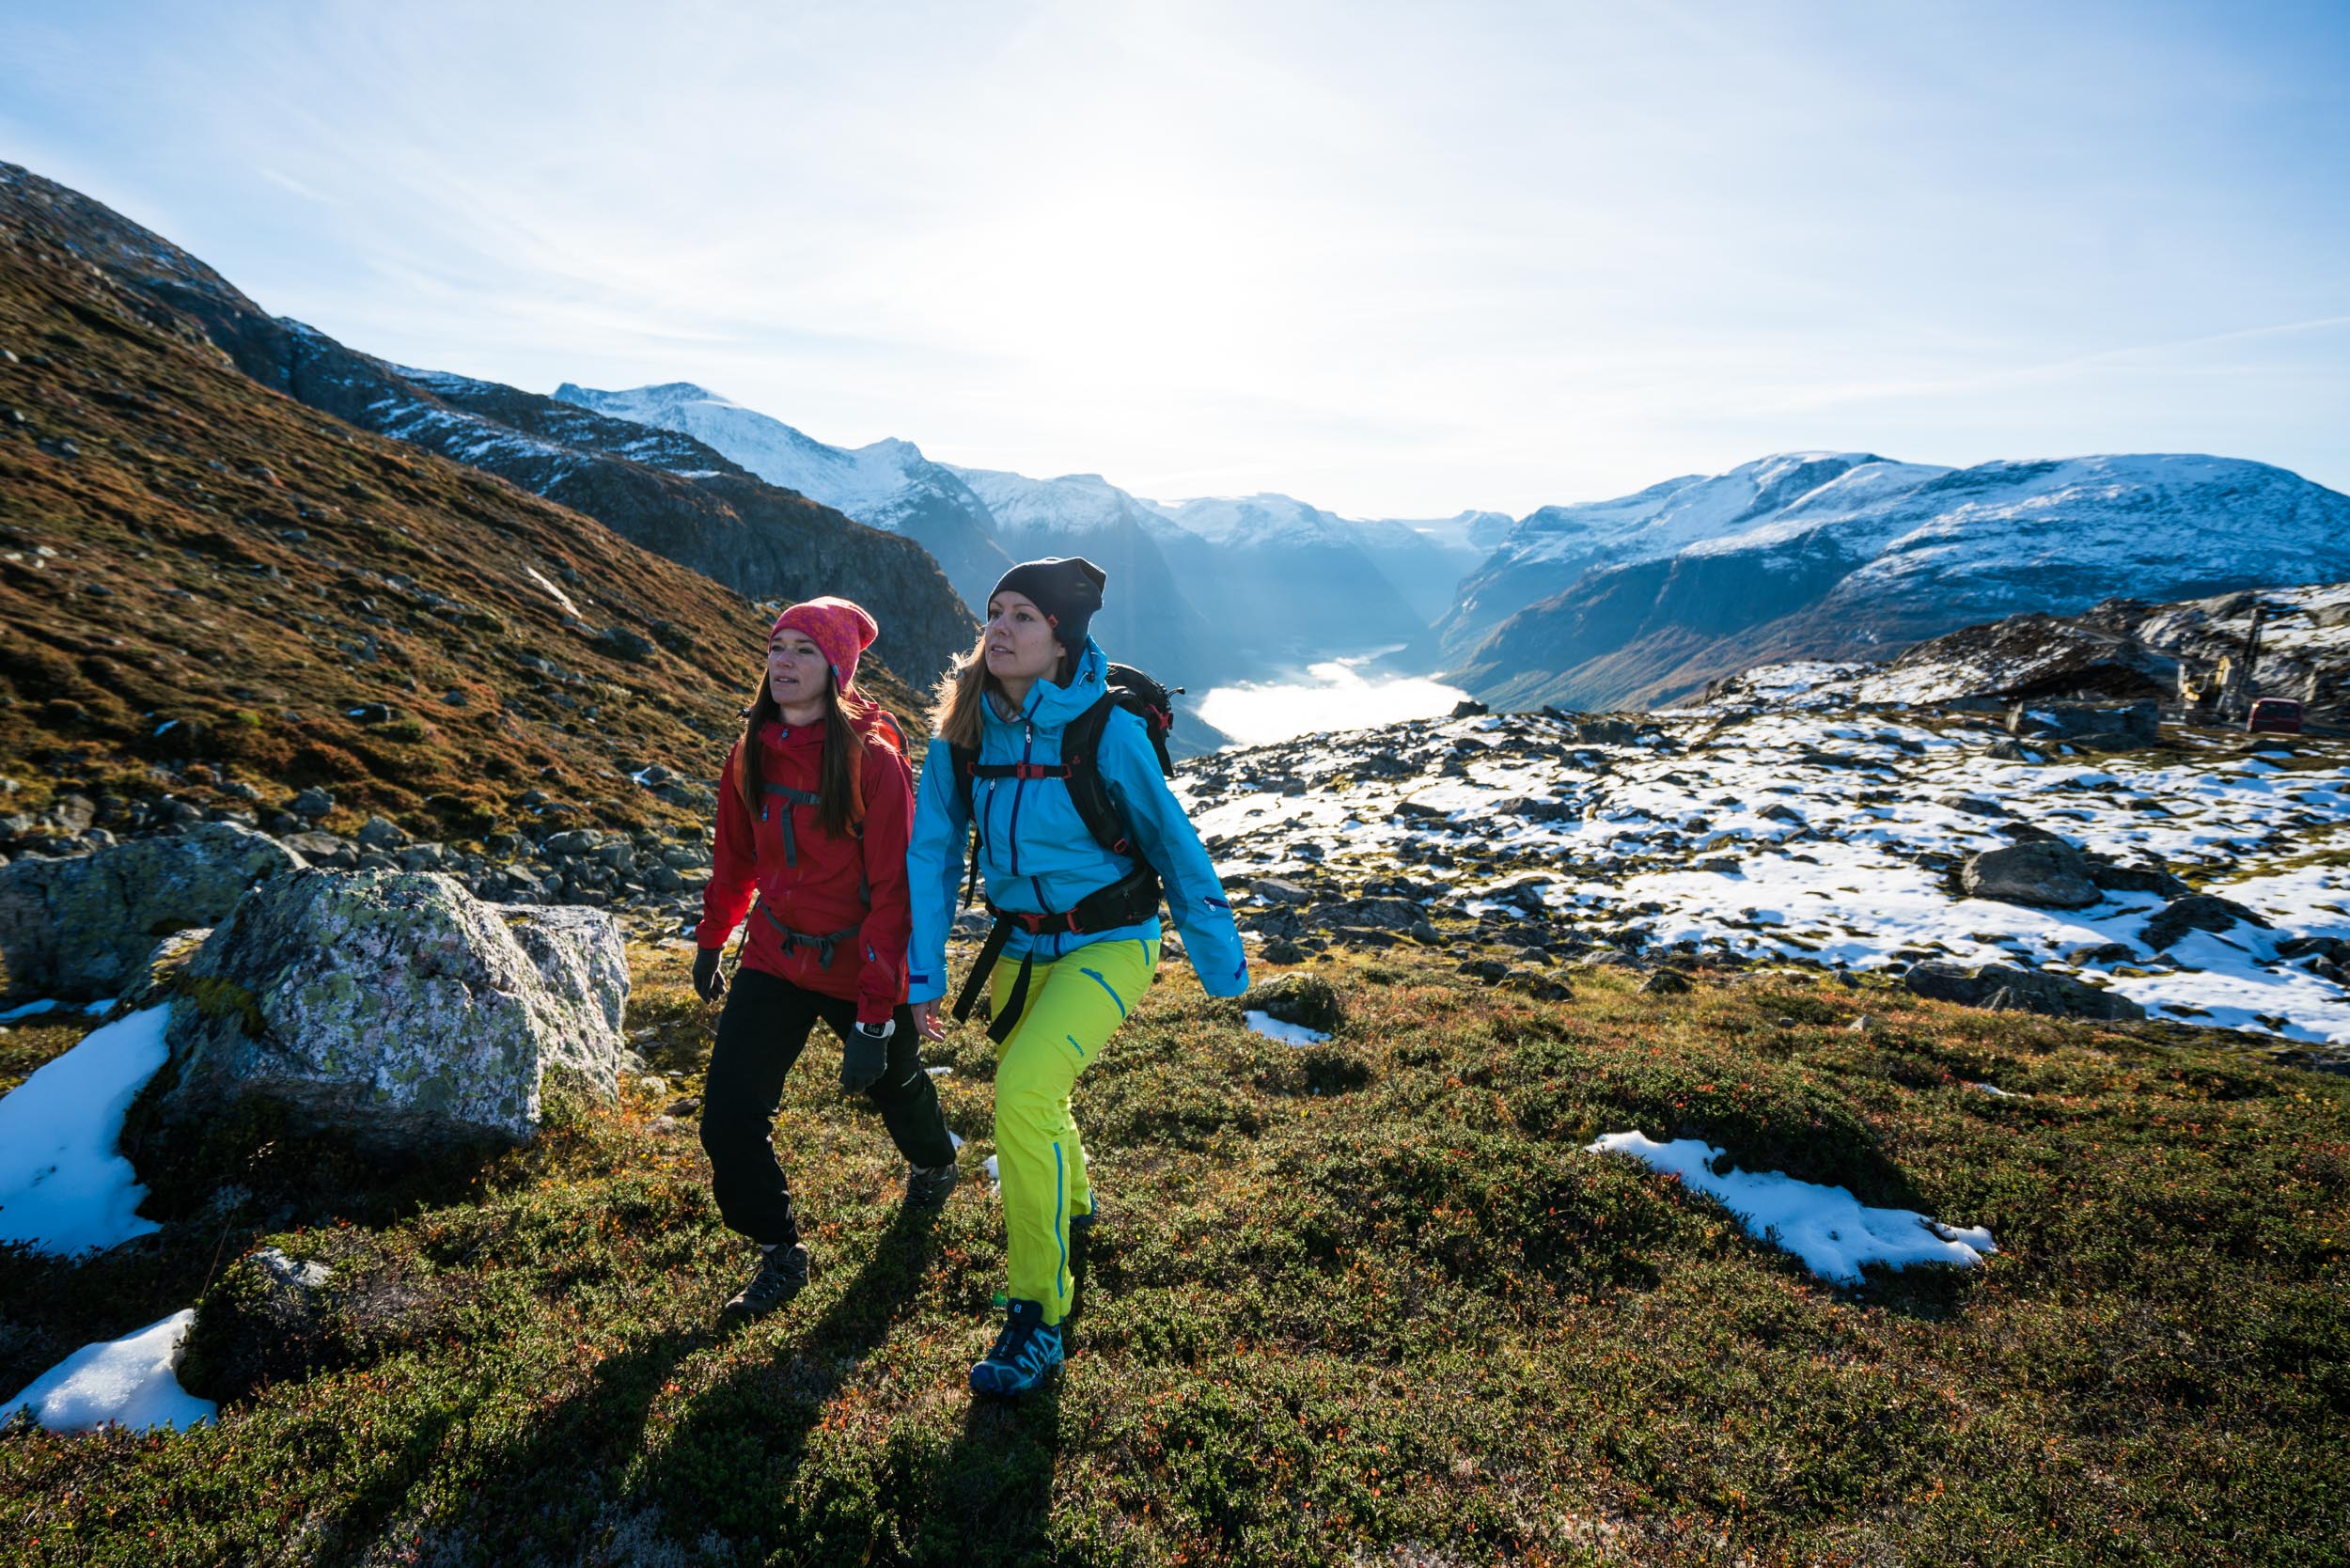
[2006,700,2159,748]
[1903,961,2147,1021]
[1959,837,2191,911]
[1960,841,2103,910]
[0,823,304,1002]
[159,870,626,1145]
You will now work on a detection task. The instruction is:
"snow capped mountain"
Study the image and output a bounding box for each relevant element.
[555,382,1009,609]
[1452,451,2350,713]
[950,467,1172,538]
[1438,454,1946,656]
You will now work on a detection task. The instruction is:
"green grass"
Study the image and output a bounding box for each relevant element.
[2,948,2346,1565]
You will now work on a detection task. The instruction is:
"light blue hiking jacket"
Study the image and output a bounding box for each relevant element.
[905,639,1249,1005]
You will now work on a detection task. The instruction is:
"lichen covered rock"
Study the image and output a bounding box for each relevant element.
[160,870,626,1145]
[0,823,304,1002]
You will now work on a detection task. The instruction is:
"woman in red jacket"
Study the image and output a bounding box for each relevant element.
[692,596,959,1318]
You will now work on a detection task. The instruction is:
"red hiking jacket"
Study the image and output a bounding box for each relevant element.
[696,712,914,1025]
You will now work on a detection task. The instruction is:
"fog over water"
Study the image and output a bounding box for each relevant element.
[1196,655,1468,748]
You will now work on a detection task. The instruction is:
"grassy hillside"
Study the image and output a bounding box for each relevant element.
[0,202,923,848]
[3,943,2343,1565]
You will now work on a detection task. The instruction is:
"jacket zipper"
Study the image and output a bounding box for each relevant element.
[1006,716,1035,876]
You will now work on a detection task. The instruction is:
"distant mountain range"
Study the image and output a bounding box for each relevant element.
[555,381,1509,686]
[12,160,2342,728]
[1448,451,2350,712]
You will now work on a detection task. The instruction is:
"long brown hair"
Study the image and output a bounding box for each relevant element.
[930,630,1070,749]
[732,667,870,838]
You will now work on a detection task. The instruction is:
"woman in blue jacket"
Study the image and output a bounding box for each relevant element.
[908,557,1247,1397]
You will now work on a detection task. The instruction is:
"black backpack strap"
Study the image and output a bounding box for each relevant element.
[948,741,982,908]
[1058,695,1134,858]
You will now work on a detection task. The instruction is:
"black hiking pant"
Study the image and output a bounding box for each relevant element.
[699,966,955,1247]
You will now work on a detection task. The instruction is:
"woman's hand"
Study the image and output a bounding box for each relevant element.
[692,947,727,1003]
[913,998,947,1041]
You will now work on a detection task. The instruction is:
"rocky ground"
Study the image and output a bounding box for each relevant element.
[1176,705,2350,1069]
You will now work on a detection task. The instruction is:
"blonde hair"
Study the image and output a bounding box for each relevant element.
[930,630,1068,747]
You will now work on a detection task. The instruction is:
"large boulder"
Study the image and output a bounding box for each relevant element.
[0,823,305,1002]
[1903,960,2146,1021]
[1960,840,2102,910]
[159,870,627,1145]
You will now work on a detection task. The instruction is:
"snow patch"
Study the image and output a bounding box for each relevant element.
[0,1309,215,1434]
[0,1007,171,1256]
[1245,1011,1331,1046]
[525,567,582,619]
[1587,1130,1997,1285]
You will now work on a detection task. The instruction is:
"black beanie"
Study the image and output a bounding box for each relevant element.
[990,557,1106,651]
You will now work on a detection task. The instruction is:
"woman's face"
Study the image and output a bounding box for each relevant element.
[983,590,1061,683]
[767,628,830,710]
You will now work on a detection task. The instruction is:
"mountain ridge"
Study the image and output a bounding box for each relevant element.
[0,164,974,689]
[1450,449,2350,712]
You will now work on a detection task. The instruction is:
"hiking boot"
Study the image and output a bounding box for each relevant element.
[905,1159,960,1208]
[722,1242,809,1318]
[969,1299,1063,1398]
[1070,1195,1102,1235]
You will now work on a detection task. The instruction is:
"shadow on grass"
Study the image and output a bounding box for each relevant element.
[906,1229,1089,1566]
[597,1204,948,1557]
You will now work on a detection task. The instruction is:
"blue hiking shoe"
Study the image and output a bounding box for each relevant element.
[970,1299,1063,1397]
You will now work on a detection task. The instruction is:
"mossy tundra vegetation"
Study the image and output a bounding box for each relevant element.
[5,940,2347,1565]
[2,160,2348,1567]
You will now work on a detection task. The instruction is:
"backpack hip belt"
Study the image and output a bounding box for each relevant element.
[758,902,863,970]
[950,865,1162,1044]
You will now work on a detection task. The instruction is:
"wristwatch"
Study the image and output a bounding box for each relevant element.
[855,1018,896,1042]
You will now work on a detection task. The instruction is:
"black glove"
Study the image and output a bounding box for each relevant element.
[841,1017,892,1094]
[692,947,727,1003]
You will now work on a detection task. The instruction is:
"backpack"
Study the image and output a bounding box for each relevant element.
[946,664,1184,1041]
[947,662,1181,894]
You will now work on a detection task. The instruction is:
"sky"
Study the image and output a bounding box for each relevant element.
[5,0,2347,517]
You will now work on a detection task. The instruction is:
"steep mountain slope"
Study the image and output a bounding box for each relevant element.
[0,189,919,846]
[945,467,1236,687]
[553,382,1010,612]
[1146,494,1432,660]
[1454,452,2350,712]
[0,164,972,688]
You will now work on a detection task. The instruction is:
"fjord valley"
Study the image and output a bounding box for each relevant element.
[0,153,2346,1568]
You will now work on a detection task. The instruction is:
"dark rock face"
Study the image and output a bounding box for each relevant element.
[1961,841,2103,910]
[2007,700,2159,746]
[2142,895,2271,953]
[1904,960,2146,1021]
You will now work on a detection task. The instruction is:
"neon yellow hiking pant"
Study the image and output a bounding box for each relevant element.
[988,936,1158,1326]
